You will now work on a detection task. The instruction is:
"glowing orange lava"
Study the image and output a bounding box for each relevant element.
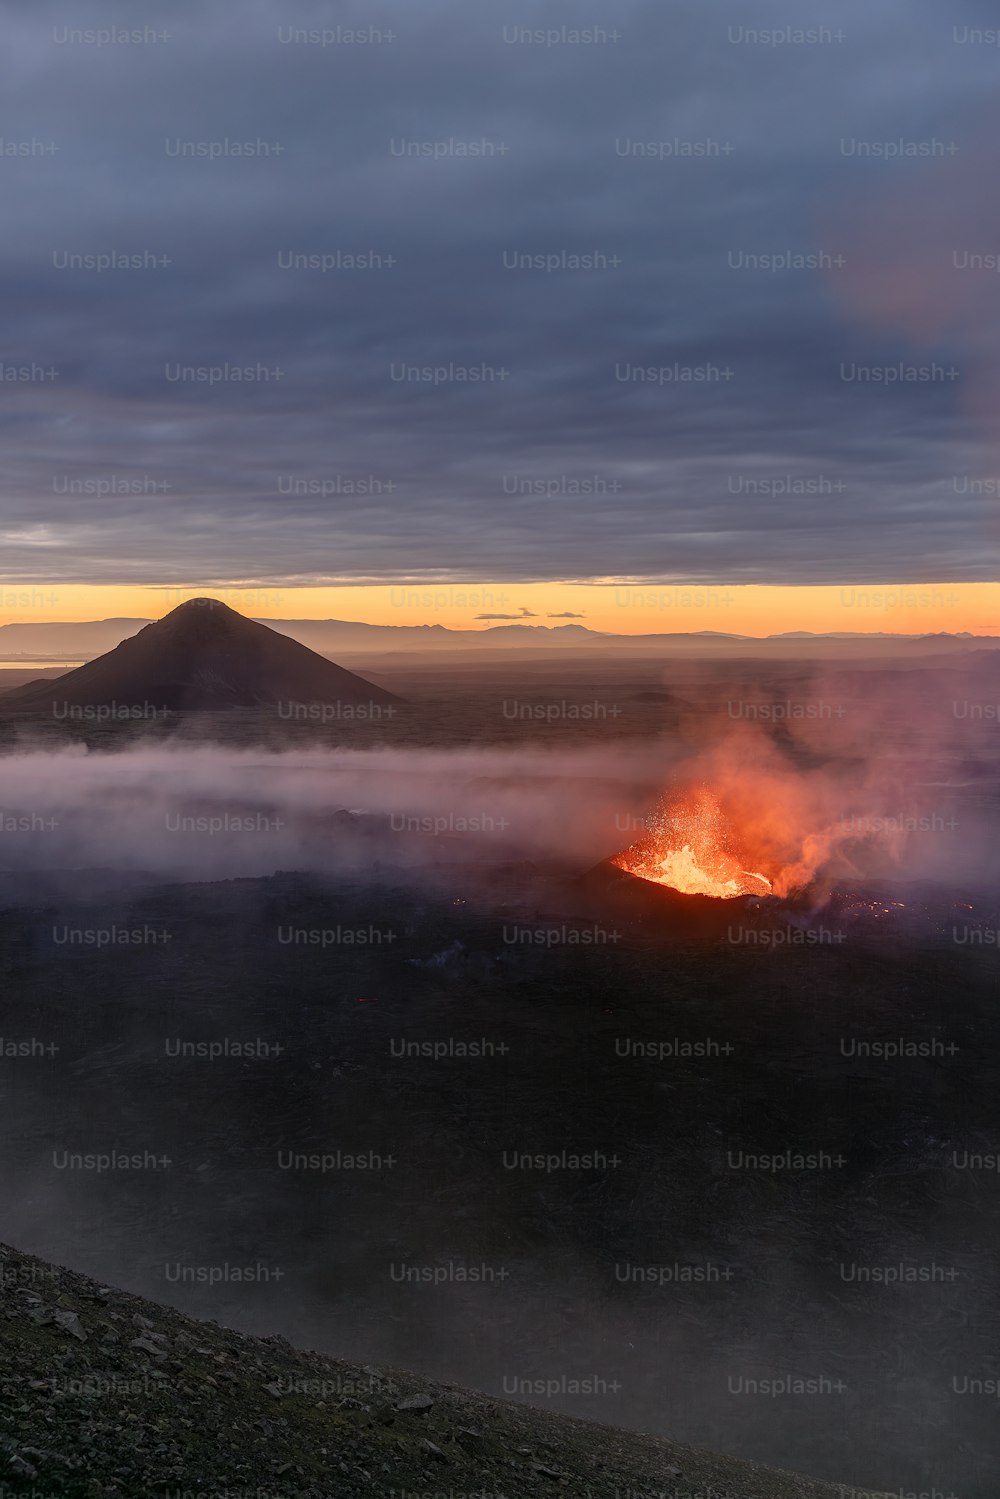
[612,789,773,899]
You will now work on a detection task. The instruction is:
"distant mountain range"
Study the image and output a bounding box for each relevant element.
[0,614,996,660]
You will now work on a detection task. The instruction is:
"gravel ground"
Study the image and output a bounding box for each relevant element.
[0,1239,885,1499]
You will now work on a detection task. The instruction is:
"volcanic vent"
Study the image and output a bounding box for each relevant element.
[611,789,773,899]
[1,598,400,713]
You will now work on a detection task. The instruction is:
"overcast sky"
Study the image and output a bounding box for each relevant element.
[1,0,998,588]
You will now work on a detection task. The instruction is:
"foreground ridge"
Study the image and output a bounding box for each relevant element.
[0,1240,886,1499]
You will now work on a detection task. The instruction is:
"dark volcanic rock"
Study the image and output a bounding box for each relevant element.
[573,856,771,937]
[0,1240,881,1499]
[0,598,400,712]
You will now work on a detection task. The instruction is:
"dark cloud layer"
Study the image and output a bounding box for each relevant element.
[0,0,997,586]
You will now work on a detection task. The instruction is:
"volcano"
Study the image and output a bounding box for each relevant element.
[609,788,775,899]
[0,598,400,713]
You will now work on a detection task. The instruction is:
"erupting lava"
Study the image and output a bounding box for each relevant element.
[612,789,773,899]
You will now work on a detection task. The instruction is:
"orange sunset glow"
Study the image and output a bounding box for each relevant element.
[0,581,996,635]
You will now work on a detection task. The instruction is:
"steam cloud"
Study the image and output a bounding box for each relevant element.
[0,717,981,895]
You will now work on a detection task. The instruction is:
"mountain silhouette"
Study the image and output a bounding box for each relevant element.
[1,598,400,712]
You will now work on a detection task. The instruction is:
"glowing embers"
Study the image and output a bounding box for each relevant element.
[612,788,772,899]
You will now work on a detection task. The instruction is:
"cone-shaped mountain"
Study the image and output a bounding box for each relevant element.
[2,598,400,711]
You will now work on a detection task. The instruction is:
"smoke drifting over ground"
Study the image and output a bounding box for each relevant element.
[0,699,988,895]
[0,739,676,881]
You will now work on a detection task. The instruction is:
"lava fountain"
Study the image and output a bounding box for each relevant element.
[611,788,774,899]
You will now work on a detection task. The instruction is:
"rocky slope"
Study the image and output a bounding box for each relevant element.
[0,1239,883,1499]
